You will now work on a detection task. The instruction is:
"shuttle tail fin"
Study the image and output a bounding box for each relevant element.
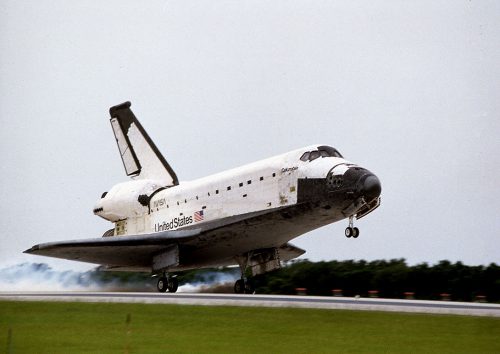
[109,102,179,186]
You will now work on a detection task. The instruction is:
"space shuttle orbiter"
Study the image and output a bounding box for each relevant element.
[26,102,381,294]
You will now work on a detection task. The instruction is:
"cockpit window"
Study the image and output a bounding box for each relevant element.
[309,150,320,161]
[299,146,344,162]
[318,145,343,158]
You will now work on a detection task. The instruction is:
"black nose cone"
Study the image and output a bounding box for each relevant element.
[362,174,381,201]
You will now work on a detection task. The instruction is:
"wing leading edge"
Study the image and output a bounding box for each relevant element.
[24,207,307,273]
[24,229,200,269]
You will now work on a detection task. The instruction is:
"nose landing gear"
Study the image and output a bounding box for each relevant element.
[345,216,360,238]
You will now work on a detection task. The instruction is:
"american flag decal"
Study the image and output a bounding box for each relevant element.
[194,210,204,222]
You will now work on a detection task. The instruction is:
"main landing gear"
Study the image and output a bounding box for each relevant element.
[234,254,255,294]
[156,273,178,293]
[234,277,254,294]
[345,215,360,238]
[234,279,247,294]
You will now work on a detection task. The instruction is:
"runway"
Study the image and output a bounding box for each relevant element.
[1,291,499,317]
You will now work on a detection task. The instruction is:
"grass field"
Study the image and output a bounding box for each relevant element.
[1,301,499,354]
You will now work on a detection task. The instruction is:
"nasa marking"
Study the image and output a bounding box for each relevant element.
[153,198,166,209]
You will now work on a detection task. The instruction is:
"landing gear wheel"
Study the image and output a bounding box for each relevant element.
[157,277,168,293]
[234,279,245,294]
[167,277,178,293]
[352,227,360,238]
[345,227,353,238]
[245,281,255,294]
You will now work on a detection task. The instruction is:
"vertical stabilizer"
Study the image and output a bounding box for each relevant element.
[109,102,179,186]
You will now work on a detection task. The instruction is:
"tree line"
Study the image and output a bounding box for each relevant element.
[82,259,499,302]
[250,259,500,302]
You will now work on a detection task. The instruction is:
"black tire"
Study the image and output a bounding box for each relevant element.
[352,227,360,238]
[234,279,245,294]
[168,277,179,293]
[245,280,255,294]
[345,227,353,238]
[157,277,168,293]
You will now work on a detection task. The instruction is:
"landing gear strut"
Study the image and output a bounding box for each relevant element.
[234,254,255,294]
[156,273,178,293]
[345,216,360,238]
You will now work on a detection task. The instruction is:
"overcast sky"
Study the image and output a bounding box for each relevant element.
[1,1,499,272]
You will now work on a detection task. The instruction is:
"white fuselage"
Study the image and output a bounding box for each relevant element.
[26,101,381,280]
[95,145,351,238]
